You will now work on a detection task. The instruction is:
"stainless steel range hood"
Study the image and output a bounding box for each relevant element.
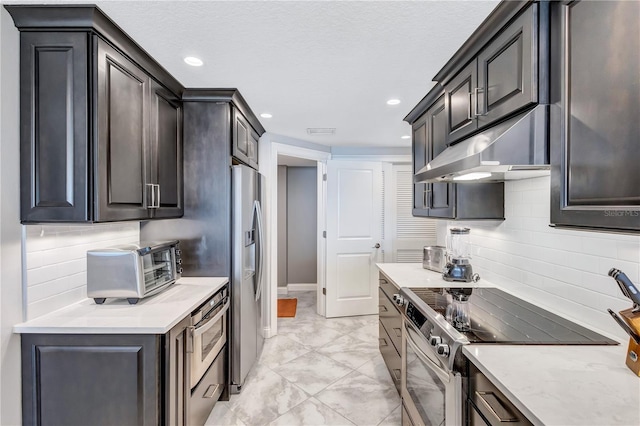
[415,105,550,183]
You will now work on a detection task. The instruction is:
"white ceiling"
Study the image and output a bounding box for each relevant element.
[9,0,501,148]
[278,154,318,168]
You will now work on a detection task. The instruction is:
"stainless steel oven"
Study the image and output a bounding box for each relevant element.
[402,318,462,426]
[188,285,229,389]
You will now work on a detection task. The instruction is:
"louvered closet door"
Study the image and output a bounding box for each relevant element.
[389,164,437,262]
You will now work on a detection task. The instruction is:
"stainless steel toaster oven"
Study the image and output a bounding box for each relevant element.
[87,240,182,304]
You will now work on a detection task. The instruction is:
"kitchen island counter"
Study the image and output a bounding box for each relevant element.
[14,277,228,334]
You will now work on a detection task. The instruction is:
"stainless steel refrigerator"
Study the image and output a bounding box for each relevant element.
[230,165,265,393]
[140,163,265,394]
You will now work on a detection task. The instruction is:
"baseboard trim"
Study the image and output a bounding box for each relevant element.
[287,283,317,292]
[263,326,273,339]
[277,287,288,296]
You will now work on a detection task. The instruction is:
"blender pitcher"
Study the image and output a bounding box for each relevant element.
[443,227,480,283]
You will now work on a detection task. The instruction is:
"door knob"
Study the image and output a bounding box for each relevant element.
[373,243,381,249]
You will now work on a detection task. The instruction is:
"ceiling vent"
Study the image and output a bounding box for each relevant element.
[307,128,336,135]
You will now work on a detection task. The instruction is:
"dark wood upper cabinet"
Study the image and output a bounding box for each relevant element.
[8,6,185,223]
[442,2,540,145]
[410,89,503,220]
[445,61,478,143]
[151,82,183,219]
[550,0,640,232]
[19,31,91,222]
[476,4,536,127]
[95,36,151,222]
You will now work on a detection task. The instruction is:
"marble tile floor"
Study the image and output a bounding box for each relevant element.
[205,291,401,426]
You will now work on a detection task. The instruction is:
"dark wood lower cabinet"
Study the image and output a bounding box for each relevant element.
[21,320,190,426]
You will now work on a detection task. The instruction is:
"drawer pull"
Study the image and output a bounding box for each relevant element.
[476,391,518,422]
[379,305,388,312]
[379,338,388,347]
[394,328,402,337]
[203,384,221,399]
[392,369,401,381]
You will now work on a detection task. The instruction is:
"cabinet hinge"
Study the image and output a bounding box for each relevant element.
[323,173,327,181]
[322,288,326,295]
[323,231,327,238]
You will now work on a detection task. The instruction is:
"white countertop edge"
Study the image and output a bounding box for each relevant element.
[14,277,229,334]
[462,345,544,426]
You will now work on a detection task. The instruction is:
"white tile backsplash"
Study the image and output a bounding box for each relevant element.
[438,176,640,341]
[23,222,139,320]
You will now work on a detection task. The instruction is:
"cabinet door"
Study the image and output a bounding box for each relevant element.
[19,32,90,222]
[22,334,161,426]
[445,61,478,144]
[477,4,537,127]
[150,81,183,219]
[95,36,152,221]
[427,95,455,218]
[550,1,640,231]
[412,113,429,216]
[232,107,251,166]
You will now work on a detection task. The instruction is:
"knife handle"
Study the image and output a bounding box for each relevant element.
[609,268,640,305]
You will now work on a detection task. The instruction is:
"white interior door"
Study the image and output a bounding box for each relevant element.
[326,160,382,318]
[387,164,437,262]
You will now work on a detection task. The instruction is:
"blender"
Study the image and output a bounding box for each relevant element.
[443,227,480,283]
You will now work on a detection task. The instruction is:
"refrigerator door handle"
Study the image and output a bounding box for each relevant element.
[254,200,265,302]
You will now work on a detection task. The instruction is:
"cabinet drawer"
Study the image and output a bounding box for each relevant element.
[378,322,401,394]
[379,276,400,303]
[190,349,226,426]
[378,287,399,319]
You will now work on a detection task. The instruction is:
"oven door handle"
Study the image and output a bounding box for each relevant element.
[192,299,230,338]
[405,324,450,384]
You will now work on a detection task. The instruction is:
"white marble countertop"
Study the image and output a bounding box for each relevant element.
[376,262,491,290]
[14,277,228,334]
[464,345,640,426]
[376,263,640,426]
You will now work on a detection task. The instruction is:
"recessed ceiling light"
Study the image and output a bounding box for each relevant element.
[260,113,273,119]
[184,56,203,67]
[386,99,401,105]
[401,135,411,140]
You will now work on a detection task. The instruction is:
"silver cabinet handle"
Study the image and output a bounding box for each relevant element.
[468,91,473,120]
[203,384,221,399]
[155,184,161,208]
[474,87,486,117]
[146,183,156,208]
[475,391,518,422]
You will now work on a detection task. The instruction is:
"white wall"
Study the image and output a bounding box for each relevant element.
[437,176,640,341]
[24,223,140,320]
[0,7,22,424]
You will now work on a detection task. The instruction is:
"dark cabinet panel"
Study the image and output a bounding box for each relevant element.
[412,114,428,216]
[445,61,478,143]
[95,37,151,221]
[11,7,184,223]
[477,4,536,126]
[151,82,184,219]
[550,0,640,231]
[427,96,455,218]
[22,334,161,426]
[20,32,90,222]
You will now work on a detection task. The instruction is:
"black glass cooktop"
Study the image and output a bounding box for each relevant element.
[409,287,618,345]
